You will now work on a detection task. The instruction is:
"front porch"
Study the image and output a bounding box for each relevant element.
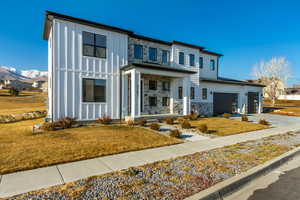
[121,63,197,120]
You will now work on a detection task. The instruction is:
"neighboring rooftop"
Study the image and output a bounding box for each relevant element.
[200,77,265,87]
[43,11,223,57]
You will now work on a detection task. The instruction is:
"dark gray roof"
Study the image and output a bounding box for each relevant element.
[121,63,197,74]
[200,77,265,87]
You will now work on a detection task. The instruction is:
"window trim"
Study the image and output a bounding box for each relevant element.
[190,87,195,99]
[162,81,170,91]
[149,47,157,61]
[82,31,107,59]
[134,44,143,60]
[82,78,107,103]
[199,57,203,69]
[189,54,195,66]
[210,59,215,71]
[149,80,157,90]
[162,50,170,64]
[149,96,157,107]
[179,52,185,65]
[178,86,183,99]
[162,97,170,107]
[202,88,208,100]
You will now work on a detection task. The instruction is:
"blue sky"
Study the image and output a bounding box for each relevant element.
[0,0,299,86]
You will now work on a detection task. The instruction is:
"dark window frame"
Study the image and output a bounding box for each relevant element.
[149,80,157,90]
[134,44,143,59]
[82,31,106,59]
[82,78,106,103]
[179,52,185,65]
[162,97,170,106]
[162,81,170,91]
[149,96,157,106]
[191,87,195,99]
[149,47,157,61]
[189,54,195,66]
[162,50,170,64]
[210,59,215,71]
[202,88,208,100]
[178,86,183,99]
[199,57,203,69]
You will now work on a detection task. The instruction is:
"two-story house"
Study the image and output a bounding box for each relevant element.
[43,11,264,122]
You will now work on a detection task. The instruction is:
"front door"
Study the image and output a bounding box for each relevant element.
[248,92,259,114]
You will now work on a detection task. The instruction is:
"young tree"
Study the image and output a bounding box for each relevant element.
[252,57,291,106]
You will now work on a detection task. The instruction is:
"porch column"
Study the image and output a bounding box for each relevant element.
[130,69,141,119]
[170,79,175,114]
[122,73,129,117]
[183,77,190,115]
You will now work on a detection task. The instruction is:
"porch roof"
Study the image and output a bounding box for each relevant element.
[120,63,197,74]
[200,77,265,87]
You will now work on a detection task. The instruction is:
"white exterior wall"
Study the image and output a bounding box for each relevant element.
[49,19,128,121]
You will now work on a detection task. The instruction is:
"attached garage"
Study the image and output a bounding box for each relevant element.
[213,92,238,115]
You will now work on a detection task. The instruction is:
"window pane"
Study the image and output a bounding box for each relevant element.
[149,80,157,90]
[149,96,157,106]
[189,54,195,66]
[83,79,94,102]
[134,45,143,59]
[179,52,184,65]
[202,88,207,100]
[95,80,106,102]
[178,87,183,99]
[83,32,94,45]
[191,87,195,99]
[199,57,203,68]
[162,50,169,63]
[83,45,94,57]
[163,81,170,91]
[162,97,169,106]
[210,60,215,71]
[149,48,157,61]
[95,34,106,47]
[95,47,106,58]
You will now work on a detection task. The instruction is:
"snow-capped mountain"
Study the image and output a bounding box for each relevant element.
[0,66,48,80]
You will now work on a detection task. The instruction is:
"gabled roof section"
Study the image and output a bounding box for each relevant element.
[43,11,223,56]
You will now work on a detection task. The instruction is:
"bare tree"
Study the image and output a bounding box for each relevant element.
[252,57,291,106]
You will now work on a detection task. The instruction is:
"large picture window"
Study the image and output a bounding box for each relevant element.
[82,31,106,58]
[82,78,106,102]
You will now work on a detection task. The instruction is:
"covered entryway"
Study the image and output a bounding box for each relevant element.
[248,92,259,114]
[213,92,238,115]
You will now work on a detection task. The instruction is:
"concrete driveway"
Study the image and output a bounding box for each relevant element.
[231,113,300,127]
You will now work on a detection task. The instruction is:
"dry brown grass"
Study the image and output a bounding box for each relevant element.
[190,117,270,136]
[0,89,46,114]
[0,119,181,174]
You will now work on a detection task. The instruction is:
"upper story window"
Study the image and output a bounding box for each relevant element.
[190,87,195,99]
[134,44,143,59]
[189,54,195,66]
[82,78,106,102]
[210,59,215,71]
[149,80,157,90]
[202,88,207,100]
[199,57,203,69]
[162,81,170,91]
[162,97,170,106]
[179,52,185,65]
[178,86,183,99]
[82,31,106,58]
[149,47,157,61]
[162,50,170,64]
[149,96,157,106]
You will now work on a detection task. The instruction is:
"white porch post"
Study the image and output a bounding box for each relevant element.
[130,69,141,119]
[183,76,190,115]
[170,79,175,114]
[122,73,128,117]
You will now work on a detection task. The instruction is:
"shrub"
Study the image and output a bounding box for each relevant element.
[223,113,231,118]
[40,122,56,131]
[181,120,191,129]
[177,117,185,123]
[259,119,269,125]
[188,111,199,120]
[169,129,182,138]
[126,120,135,127]
[97,115,112,125]
[241,115,248,122]
[57,117,77,129]
[165,118,174,125]
[138,120,147,127]
[198,124,208,133]
[9,88,19,96]
[149,123,160,131]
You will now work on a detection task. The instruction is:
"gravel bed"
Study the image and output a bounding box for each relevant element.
[6,131,300,200]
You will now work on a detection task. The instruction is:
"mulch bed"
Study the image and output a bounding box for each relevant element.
[6,131,300,200]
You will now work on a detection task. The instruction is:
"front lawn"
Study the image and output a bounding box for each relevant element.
[0,119,181,174]
[189,117,270,136]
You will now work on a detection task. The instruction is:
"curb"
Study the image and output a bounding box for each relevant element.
[185,145,300,200]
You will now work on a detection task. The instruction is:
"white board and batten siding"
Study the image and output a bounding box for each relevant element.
[49,19,128,121]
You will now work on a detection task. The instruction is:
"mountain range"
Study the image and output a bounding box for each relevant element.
[0,66,48,81]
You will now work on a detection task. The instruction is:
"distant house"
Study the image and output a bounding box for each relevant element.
[248,78,285,99]
[278,85,300,100]
[6,80,32,91]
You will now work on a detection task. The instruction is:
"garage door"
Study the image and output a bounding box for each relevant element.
[213,93,238,115]
[248,92,259,114]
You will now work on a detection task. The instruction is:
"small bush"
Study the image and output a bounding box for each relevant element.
[9,88,19,96]
[97,115,112,125]
[198,124,208,133]
[150,123,160,131]
[138,120,147,127]
[223,113,231,118]
[259,119,269,125]
[169,129,182,138]
[126,120,135,127]
[165,118,174,125]
[57,117,77,129]
[40,122,56,131]
[181,120,191,129]
[241,115,248,122]
[177,117,185,123]
[189,111,199,120]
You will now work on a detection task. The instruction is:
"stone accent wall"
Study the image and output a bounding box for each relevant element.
[191,102,213,116]
[128,37,171,65]
[173,101,183,115]
[142,75,171,115]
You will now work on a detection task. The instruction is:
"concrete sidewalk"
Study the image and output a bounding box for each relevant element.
[1,124,300,198]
